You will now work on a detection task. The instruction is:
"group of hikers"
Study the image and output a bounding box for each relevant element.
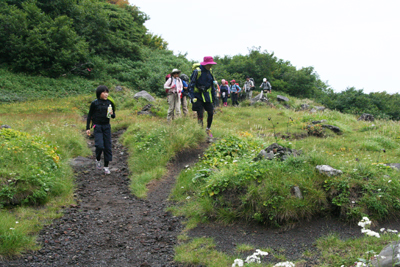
[164,56,272,132]
[86,56,272,174]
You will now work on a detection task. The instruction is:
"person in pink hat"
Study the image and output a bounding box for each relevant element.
[188,56,217,137]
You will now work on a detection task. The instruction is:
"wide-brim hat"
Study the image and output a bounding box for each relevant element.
[230,79,235,83]
[200,56,217,66]
[171,68,181,74]
[263,78,267,82]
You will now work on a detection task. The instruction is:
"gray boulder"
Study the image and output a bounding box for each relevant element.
[260,143,302,161]
[115,86,123,92]
[69,156,93,167]
[277,95,289,102]
[316,165,343,176]
[300,104,310,110]
[322,124,342,134]
[1,125,11,129]
[310,108,317,113]
[250,92,268,105]
[315,106,326,111]
[312,120,327,124]
[291,186,303,199]
[385,163,400,171]
[137,104,154,115]
[134,90,155,102]
[358,113,375,122]
[370,241,400,267]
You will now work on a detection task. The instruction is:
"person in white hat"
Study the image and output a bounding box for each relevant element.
[164,69,183,121]
[260,78,272,94]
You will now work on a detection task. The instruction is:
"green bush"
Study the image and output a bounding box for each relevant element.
[0,128,65,206]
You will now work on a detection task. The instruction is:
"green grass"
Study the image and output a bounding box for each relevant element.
[2,87,400,266]
[121,117,205,198]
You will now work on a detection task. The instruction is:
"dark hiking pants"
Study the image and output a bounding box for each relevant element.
[94,124,112,162]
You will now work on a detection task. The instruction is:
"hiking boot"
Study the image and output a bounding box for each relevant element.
[104,167,110,175]
[206,128,213,137]
[95,160,102,169]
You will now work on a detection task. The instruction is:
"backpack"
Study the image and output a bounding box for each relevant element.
[191,63,216,93]
[249,78,255,90]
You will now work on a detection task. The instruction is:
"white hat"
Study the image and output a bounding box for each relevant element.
[171,69,181,74]
[263,78,267,82]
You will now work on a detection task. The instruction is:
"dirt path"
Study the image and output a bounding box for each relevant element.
[1,130,205,267]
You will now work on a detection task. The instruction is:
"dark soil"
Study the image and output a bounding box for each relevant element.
[1,130,399,267]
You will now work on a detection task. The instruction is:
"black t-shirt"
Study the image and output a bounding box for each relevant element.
[86,99,116,130]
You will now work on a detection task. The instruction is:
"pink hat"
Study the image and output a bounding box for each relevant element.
[221,79,226,83]
[200,56,217,65]
[230,79,235,83]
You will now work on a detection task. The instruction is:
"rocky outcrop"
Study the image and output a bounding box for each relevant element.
[250,92,268,105]
[358,113,375,122]
[370,241,400,267]
[315,165,343,176]
[137,104,154,115]
[321,124,342,134]
[254,143,302,161]
[277,95,289,102]
[134,90,155,102]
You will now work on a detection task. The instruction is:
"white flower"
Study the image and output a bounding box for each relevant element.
[232,259,243,267]
[15,221,19,224]
[380,228,385,232]
[8,180,12,183]
[362,229,380,238]
[355,262,367,267]
[378,189,381,191]
[381,256,386,259]
[388,180,392,183]
[274,262,295,267]
[10,228,15,230]
[352,201,355,204]
[387,229,398,233]
[181,187,184,189]
[255,249,268,256]
[233,160,238,163]
[245,254,260,263]
[186,196,190,200]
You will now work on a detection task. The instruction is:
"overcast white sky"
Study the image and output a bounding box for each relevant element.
[129,0,400,94]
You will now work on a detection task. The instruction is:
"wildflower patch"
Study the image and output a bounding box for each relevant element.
[0,128,63,207]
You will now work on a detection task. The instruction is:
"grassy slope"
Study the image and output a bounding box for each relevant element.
[1,84,400,265]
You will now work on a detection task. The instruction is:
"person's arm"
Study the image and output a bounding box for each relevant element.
[110,101,116,119]
[86,102,95,135]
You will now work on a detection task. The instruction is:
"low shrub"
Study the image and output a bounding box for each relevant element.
[0,128,64,207]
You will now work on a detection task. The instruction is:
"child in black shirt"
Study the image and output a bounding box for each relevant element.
[86,85,116,174]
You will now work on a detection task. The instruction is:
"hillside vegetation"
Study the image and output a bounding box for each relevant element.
[2,1,400,119]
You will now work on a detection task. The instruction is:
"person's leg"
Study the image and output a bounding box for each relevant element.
[103,124,112,163]
[182,96,188,116]
[174,94,181,118]
[197,106,204,127]
[94,125,104,161]
[167,94,175,121]
[203,102,214,129]
[249,90,252,99]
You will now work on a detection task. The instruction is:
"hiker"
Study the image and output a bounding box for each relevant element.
[220,79,230,107]
[180,73,190,116]
[260,78,272,94]
[213,80,220,109]
[230,79,241,106]
[243,75,254,99]
[188,56,217,137]
[86,85,116,175]
[164,68,183,121]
